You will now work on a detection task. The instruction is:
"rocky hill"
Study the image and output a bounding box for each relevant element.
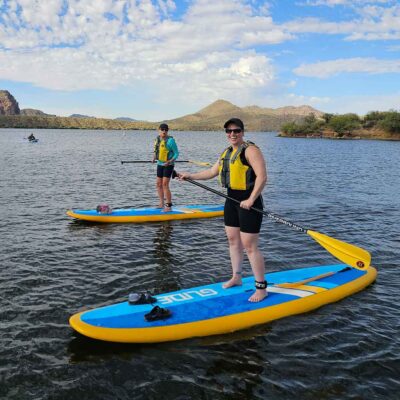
[0,91,324,131]
[69,113,96,118]
[20,108,56,117]
[166,100,323,131]
[0,90,20,115]
[115,117,137,121]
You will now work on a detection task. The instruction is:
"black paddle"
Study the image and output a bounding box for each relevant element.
[175,172,371,270]
[121,160,211,166]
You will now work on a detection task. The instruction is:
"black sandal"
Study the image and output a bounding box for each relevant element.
[144,306,172,322]
[128,292,157,305]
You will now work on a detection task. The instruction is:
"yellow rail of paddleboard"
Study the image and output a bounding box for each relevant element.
[66,209,223,223]
[69,266,377,343]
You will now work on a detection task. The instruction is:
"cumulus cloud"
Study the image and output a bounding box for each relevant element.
[0,0,287,105]
[286,3,400,41]
[387,44,400,51]
[1,0,399,112]
[294,57,400,77]
[286,93,331,105]
[302,0,392,6]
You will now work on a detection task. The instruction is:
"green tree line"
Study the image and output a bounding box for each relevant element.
[281,110,400,138]
[0,115,156,130]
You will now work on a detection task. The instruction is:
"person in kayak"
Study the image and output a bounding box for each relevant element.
[28,133,36,141]
[152,123,179,212]
[177,118,267,302]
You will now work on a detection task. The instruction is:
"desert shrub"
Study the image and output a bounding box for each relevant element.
[378,111,400,134]
[328,114,361,135]
[281,114,324,136]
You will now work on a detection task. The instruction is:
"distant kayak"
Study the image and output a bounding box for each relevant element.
[28,139,39,143]
[66,204,224,223]
[69,263,377,343]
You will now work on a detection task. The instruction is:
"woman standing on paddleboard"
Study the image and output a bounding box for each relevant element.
[153,123,179,212]
[178,118,268,302]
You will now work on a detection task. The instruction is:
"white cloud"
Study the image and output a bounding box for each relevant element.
[259,91,400,116]
[301,0,393,6]
[294,57,400,77]
[157,0,176,15]
[17,0,64,27]
[286,4,400,41]
[287,93,331,105]
[0,0,287,108]
[144,53,276,106]
[387,44,400,51]
[1,0,400,117]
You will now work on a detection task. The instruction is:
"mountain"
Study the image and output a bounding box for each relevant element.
[69,114,96,118]
[166,100,324,131]
[0,90,20,115]
[20,108,56,117]
[0,90,325,131]
[115,117,137,121]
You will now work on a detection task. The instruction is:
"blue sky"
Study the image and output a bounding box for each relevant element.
[1,0,399,120]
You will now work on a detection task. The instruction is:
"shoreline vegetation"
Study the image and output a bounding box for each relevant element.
[0,115,157,131]
[0,97,323,132]
[0,93,326,133]
[2,111,400,141]
[1,88,399,140]
[279,111,400,141]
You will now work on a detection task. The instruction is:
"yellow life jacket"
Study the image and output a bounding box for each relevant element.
[154,136,173,162]
[218,142,256,190]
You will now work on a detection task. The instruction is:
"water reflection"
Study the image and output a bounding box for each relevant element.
[198,337,266,398]
[152,222,181,294]
[68,335,143,363]
[66,218,119,233]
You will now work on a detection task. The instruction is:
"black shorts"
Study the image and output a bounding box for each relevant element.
[224,189,263,234]
[157,164,174,178]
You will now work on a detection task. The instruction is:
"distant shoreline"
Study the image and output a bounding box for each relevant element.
[2,125,400,140]
[2,116,400,140]
[279,113,400,141]
[278,131,400,141]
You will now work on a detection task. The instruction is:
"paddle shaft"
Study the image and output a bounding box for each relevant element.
[185,178,308,233]
[275,271,334,288]
[182,176,371,270]
[273,267,349,288]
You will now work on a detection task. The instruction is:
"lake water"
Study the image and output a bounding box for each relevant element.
[0,129,399,399]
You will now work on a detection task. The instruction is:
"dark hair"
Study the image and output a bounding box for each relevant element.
[159,123,169,130]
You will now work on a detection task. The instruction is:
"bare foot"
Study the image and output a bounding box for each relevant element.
[157,203,164,208]
[222,275,242,289]
[162,206,172,212]
[248,289,267,302]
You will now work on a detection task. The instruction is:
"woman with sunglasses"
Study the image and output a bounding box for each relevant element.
[178,118,267,302]
[153,123,179,212]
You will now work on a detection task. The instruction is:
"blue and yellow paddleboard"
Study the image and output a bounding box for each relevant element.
[69,264,376,343]
[66,204,224,223]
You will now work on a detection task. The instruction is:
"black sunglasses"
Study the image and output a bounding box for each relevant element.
[160,128,169,132]
[225,128,242,134]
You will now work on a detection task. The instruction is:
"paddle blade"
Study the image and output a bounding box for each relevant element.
[307,230,371,270]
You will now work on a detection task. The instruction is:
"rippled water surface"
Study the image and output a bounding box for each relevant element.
[1,129,399,399]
